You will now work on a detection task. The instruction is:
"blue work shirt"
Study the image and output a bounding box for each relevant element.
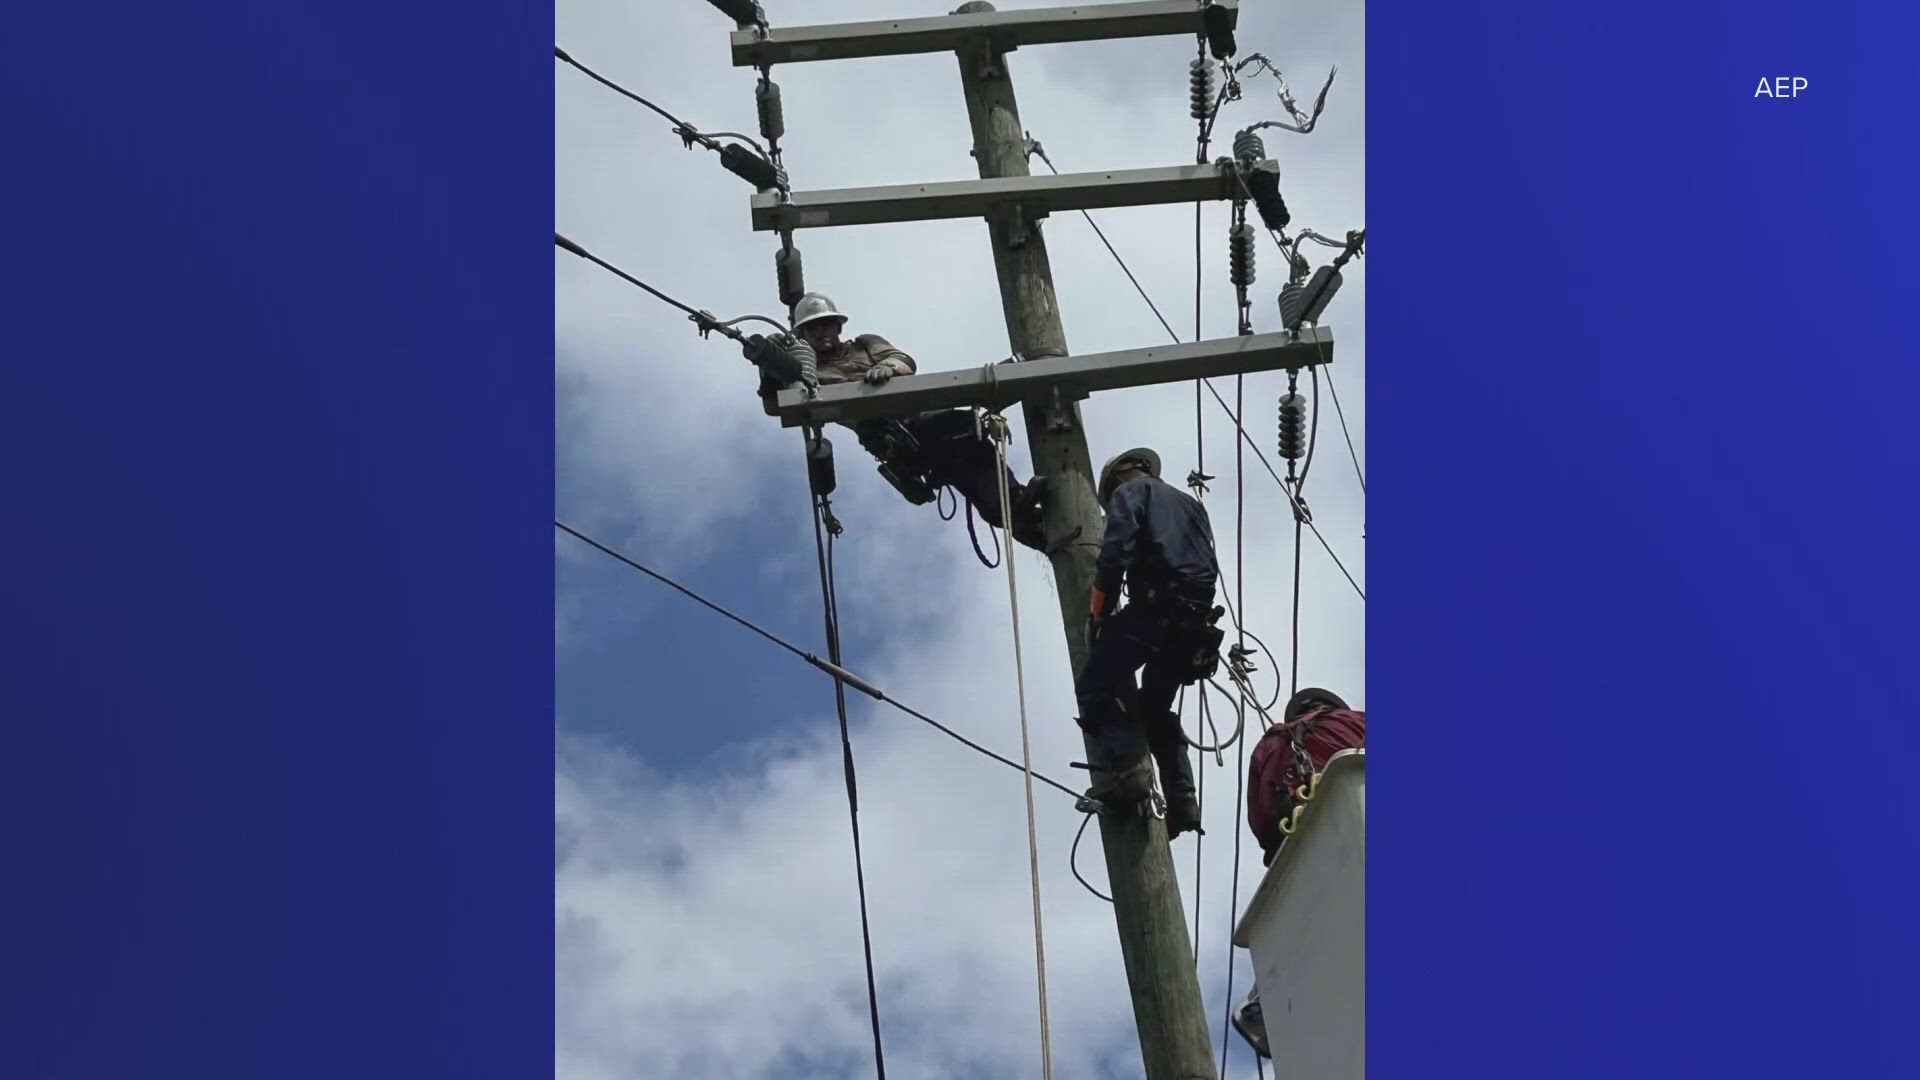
[1094,474,1220,600]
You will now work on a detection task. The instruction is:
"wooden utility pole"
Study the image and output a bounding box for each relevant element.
[952,5,1216,1077]
[731,3,1337,1075]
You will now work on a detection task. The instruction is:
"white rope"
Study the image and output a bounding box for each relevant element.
[986,411,1053,1080]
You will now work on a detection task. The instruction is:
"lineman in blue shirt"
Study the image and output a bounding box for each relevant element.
[1074,447,1225,838]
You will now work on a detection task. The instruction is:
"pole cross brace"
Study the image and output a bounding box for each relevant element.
[730,0,1237,68]
[750,160,1270,232]
[772,328,1334,428]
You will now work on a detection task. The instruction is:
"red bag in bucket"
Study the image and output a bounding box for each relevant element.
[1248,689,1365,864]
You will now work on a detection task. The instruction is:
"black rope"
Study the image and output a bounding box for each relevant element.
[964,498,1002,569]
[1069,813,1111,904]
[1242,625,1285,714]
[810,492,888,1080]
[553,520,1082,800]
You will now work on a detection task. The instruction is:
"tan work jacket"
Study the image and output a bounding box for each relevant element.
[816,334,916,385]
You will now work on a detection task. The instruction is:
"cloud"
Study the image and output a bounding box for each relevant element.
[557,0,1365,1076]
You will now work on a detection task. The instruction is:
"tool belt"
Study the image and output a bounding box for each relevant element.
[1131,578,1226,685]
[851,418,938,505]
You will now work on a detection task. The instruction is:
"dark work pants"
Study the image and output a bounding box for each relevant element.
[1073,601,1198,798]
[856,411,1030,538]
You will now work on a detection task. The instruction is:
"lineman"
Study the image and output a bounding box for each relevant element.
[1074,447,1225,838]
[750,293,1047,549]
[1233,686,1367,1060]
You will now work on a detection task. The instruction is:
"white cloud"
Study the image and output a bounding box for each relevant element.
[558,1,1364,1076]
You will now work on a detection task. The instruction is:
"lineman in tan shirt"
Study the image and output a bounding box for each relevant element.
[783,292,1047,550]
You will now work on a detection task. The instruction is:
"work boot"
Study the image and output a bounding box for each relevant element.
[1164,789,1204,838]
[1149,716,1203,838]
[1009,474,1048,550]
[1232,987,1271,1059]
[1082,756,1155,806]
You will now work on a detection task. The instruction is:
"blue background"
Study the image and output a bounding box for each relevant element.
[3,2,550,1076]
[1374,4,1919,1078]
[5,2,1916,1079]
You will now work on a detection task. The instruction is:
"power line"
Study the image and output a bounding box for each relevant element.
[1030,144,1366,603]
[554,232,788,343]
[1323,360,1365,493]
[808,489,888,1080]
[1218,366,1254,1080]
[556,45,768,159]
[554,232,724,332]
[1028,141,1181,345]
[1199,371,1364,600]
[557,46,696,131]
[553,520,1084,801]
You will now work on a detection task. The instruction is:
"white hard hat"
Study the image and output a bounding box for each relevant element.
[791,292,846,330]
[1098,447,1161,504]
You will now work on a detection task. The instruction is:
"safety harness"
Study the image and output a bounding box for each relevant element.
[1128,577,1228,686]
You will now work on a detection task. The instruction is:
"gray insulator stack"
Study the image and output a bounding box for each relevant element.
[776,246,805,308]
[789,335,818,392]
[1233,129,1265,170]
[1190,58,1215,121]
[1230,222,1257,288]
[1277,281,1307,330]
[1277,392,1307,461]
[756,78,784,143]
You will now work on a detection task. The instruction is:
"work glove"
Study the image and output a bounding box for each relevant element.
[863,364,894,386]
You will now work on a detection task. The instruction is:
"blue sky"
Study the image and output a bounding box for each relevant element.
[556,2,1365,1077]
